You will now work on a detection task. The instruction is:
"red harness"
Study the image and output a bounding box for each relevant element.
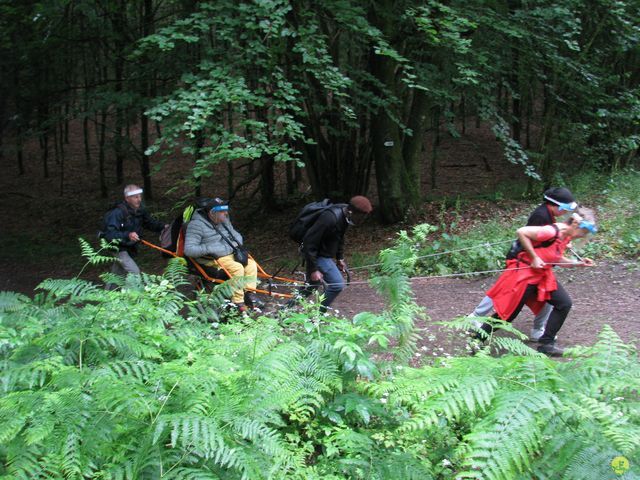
[488,226,570,320]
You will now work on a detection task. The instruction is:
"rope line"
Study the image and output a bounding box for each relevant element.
[348,239,515,272]
[263,262,586,289]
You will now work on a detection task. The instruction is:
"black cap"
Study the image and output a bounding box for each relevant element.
[543,187,575,205]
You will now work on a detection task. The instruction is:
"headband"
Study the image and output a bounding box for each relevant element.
[211,204,229,212]
[544,195,577,212]
[125,188,143,197]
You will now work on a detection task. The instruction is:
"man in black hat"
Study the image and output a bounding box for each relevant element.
[469,187,578,340]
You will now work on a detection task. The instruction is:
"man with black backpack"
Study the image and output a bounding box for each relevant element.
[469,187,578,340]
[103,184,166,282]
[296,195,373,312]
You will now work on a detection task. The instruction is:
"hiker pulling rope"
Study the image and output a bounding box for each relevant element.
[468,208,597,356]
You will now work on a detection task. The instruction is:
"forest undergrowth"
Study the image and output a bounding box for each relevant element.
[1,170,639,479]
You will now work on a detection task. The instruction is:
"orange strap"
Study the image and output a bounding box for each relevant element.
[140,239,296,299]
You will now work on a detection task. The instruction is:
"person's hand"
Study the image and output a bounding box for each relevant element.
[337,259,347,272]
[580,258,594,267]
[531,256,545,269]
[128,232,140,242]
[310,270,323,282]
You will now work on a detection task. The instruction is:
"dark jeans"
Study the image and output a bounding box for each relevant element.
[300,257,345,312]
[483,282,572,344]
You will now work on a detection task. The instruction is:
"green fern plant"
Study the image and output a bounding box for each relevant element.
[1,241,638,480]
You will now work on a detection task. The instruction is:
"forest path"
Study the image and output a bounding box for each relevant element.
[334,259,640,355]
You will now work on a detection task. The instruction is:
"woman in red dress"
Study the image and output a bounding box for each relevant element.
[477,209,597,356]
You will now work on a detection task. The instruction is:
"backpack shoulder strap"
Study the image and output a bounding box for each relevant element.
[115,203,130,220]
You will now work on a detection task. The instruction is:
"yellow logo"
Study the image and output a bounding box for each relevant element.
[611,456,630,475]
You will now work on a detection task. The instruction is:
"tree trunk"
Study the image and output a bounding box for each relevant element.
[194,131,204,198]
[113,0,127,185]
[40,134,50,178]
[401,89,430,208]
[139,0,155,199]
[431,108,440,190]
[260,155,276,209]
[98,108,108,198]
[140,111,152,199]
[368,0,418,223]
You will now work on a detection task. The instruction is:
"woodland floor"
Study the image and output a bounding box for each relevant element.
[1,121,638,357]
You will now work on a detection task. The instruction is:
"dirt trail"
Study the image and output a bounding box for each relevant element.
[334,260,640,353]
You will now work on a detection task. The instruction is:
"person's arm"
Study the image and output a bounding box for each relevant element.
[302,211,333,273]
[516,225,548,269]
[183,221,208,258]
[558,255,594,267]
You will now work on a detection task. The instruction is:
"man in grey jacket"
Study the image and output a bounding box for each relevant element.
[184,198,261,311]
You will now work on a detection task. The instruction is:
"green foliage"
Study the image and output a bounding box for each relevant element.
[380,221,513,277]
[1,247,639,478]
[569,169,640,258]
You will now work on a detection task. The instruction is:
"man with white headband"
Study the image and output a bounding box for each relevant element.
[103,184,166,281]
[469,186,578,341]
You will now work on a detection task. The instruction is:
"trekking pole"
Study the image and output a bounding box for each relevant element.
[568,247,584,262]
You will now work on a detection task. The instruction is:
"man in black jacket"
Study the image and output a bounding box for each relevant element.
[469,187,577,340]
[301,195,372,312]
[104,184,166,279]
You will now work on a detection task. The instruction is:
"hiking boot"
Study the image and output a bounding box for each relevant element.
[530,328,558,342]
[537,342,565,357]
[244,292,265,310]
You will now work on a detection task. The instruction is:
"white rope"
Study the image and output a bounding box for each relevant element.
[348,239,515,272]
[264,262,584,289]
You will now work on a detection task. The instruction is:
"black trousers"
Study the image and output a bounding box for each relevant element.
[484,282,572,344]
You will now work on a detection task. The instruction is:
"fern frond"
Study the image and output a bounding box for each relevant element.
[162,467,221,480]
[490,337,540,356]
[163,258,191,287]
[571,393,640,454]
[153,415,242,471]
[36,278,104,303]
[79,237,118,265]
[0,291,29,312]
[458,390,558,480]
[105,360,157,382]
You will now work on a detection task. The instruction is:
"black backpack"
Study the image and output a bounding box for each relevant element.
[288,199,347,244]
[97,203,129,240]
[505,224,560,260]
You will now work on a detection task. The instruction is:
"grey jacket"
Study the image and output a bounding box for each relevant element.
[183,211,244,259]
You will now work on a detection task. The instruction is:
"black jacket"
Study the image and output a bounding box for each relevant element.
[526,203,556,226]
[104,202,164,254]
[302,207,348,271]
